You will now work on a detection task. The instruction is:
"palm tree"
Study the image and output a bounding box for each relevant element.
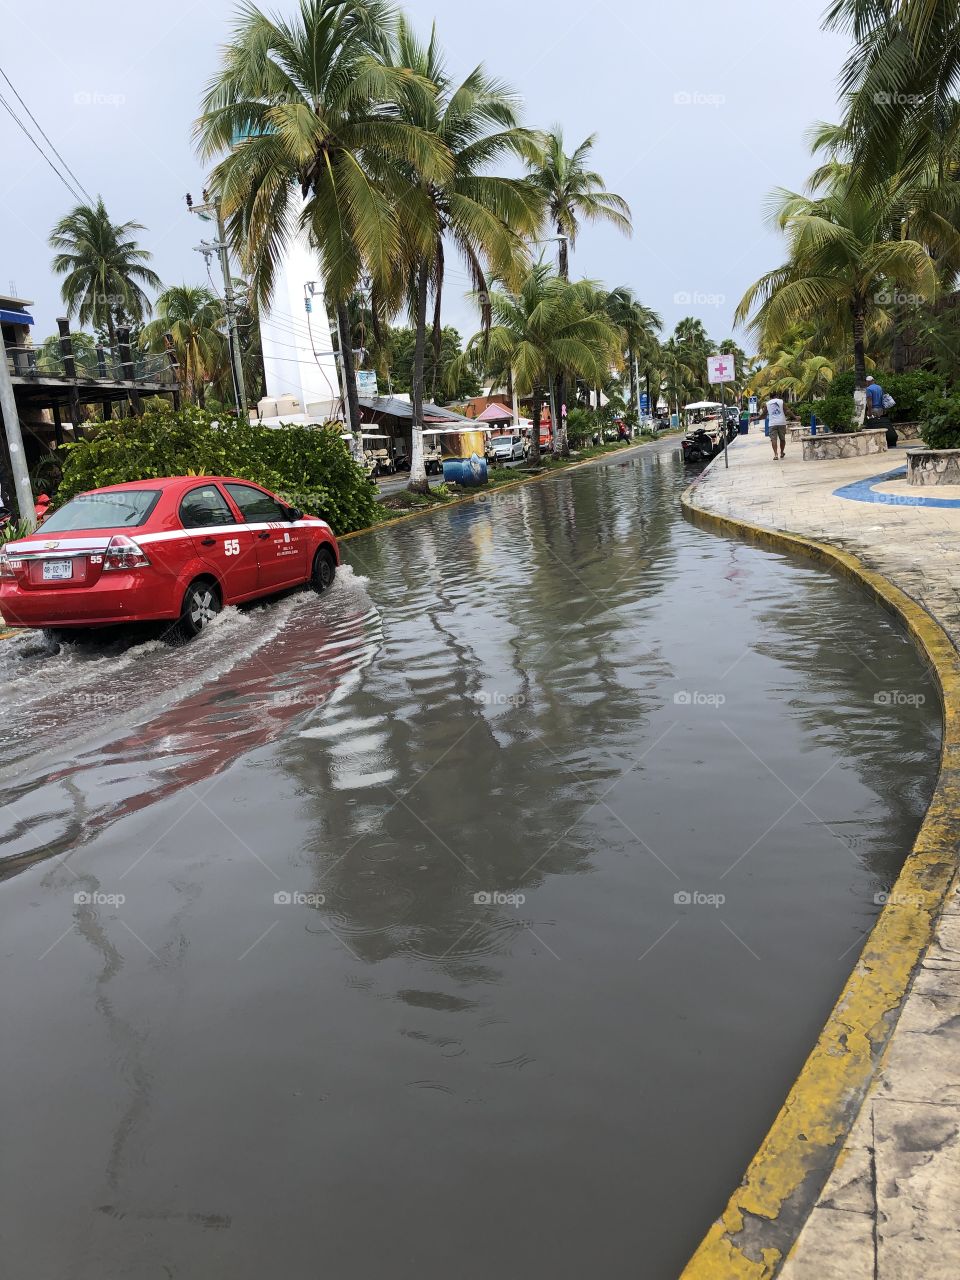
[805,116,960,371]
[49,198,161,348]
[382,18,540,490]
[526,127,632,279]
[459,264,620,459]
[823,0,960,184]
[659,337,695,419]
[737,177,939,386]
[527,129,632,445]
[36,330,99,378]
[663,317,716,405]
[141,285,228,408]
[195,0,451,458]
[749,342,837,400]
[604,287,661,416]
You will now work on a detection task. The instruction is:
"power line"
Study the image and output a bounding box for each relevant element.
[0,65,94,204]
[0,91,86,204]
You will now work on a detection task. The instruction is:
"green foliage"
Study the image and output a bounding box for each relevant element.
[919,388,960,449]
[566,406,597,445]
[883,371,941,422]
[49,197,161,339]
[55,406,380,533]
[829,371,856,398]
[1,519,34,546]
[387,327,480,401]
[818,394,859,432]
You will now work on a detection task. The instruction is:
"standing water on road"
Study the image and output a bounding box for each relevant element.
[0,442,939,1278]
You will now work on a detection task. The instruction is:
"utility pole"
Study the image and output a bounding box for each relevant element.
[186,191,248,419]
[0,348,34,526]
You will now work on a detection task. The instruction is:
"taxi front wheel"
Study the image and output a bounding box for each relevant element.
[172,578,222,641]
[310,546,337,593]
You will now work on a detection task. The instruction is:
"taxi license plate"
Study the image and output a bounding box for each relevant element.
[42,559,73,581]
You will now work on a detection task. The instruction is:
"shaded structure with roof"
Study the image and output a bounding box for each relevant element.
[1,294,181,491]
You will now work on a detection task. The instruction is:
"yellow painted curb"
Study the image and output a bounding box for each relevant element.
[678,482,960,1279]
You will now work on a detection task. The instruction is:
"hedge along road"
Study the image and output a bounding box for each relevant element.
[0,438,940,1279]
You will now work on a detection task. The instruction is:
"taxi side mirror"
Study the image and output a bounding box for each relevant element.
[285,506,303,521]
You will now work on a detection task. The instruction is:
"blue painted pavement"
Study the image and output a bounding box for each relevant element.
[833,466,960,508]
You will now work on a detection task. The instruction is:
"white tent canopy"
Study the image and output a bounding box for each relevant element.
[421,425,491,436]
[683,401,723,411]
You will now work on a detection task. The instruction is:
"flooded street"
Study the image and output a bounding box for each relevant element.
[0,440,940,1279]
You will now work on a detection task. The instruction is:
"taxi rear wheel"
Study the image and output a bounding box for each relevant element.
[311,546,337,593]
[173,578,222,641]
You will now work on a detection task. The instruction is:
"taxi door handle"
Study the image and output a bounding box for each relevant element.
[257,531,270,540]
[200,537,216,546]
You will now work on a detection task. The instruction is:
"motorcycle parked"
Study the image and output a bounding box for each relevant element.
[681,427,718,464]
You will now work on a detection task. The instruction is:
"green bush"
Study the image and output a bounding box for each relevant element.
[918,388,960,449]
[56,406,380,534]
[883,371,941,422]
[816,394,859,432]
[566,407,597,446]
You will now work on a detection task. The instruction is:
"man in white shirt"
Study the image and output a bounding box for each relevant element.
[765,394,791,460]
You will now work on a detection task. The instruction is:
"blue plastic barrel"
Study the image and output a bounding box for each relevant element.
[442,454,488,486]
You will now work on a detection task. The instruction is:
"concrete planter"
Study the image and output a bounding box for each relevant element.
[801,428,888,461]
[906,448,960,486]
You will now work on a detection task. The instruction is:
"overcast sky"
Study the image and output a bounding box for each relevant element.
[1,0,849,351]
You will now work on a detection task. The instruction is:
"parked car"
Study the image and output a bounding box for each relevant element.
[487,433,526,463]
[0,477,340,640]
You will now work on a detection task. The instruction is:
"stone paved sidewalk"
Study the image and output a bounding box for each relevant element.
[689,430,960,1279]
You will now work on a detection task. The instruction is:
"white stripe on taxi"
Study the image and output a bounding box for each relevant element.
[8,519,332,555]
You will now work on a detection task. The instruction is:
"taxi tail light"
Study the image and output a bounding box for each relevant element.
[102,535,151,571]
[0,552,17,580]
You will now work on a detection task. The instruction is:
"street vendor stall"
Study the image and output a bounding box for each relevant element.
[420,424,492,485]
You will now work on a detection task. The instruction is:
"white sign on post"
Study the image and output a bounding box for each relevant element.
[707,354,736,384]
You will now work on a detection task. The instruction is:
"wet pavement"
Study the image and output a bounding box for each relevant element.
[0,439,940,1279]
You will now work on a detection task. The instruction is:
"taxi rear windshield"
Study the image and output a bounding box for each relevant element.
[39,490,162,532]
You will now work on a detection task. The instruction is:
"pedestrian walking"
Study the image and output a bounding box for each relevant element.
[765,393,791,459]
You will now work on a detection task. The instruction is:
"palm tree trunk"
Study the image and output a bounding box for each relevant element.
[852,304,867,388]
[336,301,363,462]
[892,300,907,374]
[558,228,569,281]
[408,259,431,494]
[531,387,544,464]
[628,343,637,416]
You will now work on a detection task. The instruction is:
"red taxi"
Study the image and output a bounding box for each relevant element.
[0,477,340,639]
